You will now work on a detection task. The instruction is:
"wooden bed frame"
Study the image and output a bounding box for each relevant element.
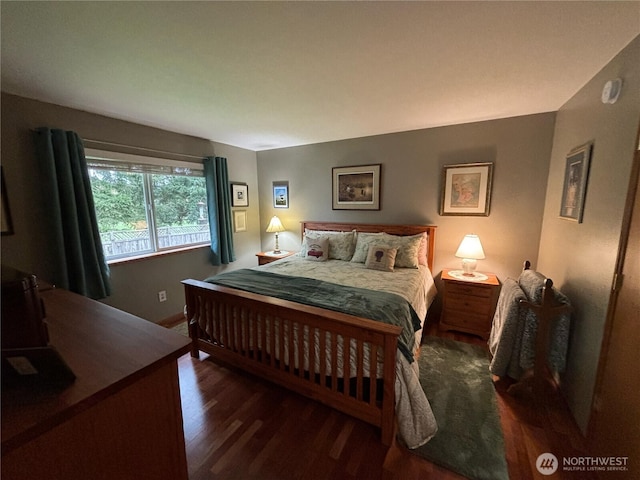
[182,221,436,445]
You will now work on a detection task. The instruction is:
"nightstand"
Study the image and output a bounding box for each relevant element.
[256,250,295,266]
[439,268,500,340]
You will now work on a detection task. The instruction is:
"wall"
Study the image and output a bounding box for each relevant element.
[257,113,557,284]
[0,93,260,322]
[537,35,640,434]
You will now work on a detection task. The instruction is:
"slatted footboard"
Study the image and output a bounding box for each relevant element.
[182,278,401,445]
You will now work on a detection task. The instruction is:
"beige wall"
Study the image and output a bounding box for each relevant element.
[537,35,640,433]
[0,93,260,322]
[257,112,557,283]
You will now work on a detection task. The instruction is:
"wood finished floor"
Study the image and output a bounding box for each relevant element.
[177,321,593,479]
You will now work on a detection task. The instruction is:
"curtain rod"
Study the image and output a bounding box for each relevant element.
[83,138,204,161]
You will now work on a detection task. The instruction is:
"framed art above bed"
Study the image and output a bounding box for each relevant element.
[332,164,381,210]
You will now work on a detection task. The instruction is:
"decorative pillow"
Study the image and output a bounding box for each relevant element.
[302,229,356,261]
[350,232,386,263]
[302,236,329,262]
[365,245,397,272]
[379,232,423,268]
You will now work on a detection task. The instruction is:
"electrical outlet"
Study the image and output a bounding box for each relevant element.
[158,290,167,302]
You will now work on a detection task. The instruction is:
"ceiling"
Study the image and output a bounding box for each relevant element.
[2,2,639,152]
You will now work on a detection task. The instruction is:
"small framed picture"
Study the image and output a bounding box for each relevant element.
[332,164,381,210]
[440,162,494,216]
[233,210,247,232]
[273,181,289,208]
[230,183,249,207]
[560,143,593,223]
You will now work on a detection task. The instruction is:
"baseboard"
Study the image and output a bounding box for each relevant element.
[158,312,186,328]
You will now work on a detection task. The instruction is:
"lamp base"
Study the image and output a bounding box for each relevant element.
[461,258,477,274]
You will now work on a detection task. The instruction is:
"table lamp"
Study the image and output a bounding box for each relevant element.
[266,216,285,254]
[455,234,485,277]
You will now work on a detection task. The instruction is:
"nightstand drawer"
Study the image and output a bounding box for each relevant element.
[445,282,492,298]
[441,312,488,332]
[444,293,493,315]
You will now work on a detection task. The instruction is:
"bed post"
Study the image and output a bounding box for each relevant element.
[380,333,398,446]
[183,282,201,359]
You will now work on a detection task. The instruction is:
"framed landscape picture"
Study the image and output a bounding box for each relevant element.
[560,142,592,223]
[440,162,494,216]
[332,164,381,210]
[273,181,289,208]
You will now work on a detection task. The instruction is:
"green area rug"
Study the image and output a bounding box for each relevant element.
[170,321,189,337]
[414,336,508,480]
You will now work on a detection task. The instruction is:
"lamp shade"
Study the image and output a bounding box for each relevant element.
[455,234,485,260]
[266,216,285,233]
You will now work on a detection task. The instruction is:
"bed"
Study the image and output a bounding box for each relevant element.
[183,221,438,447]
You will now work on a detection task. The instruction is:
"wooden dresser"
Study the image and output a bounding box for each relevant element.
[1,287,191,480]
[439,268,500,340]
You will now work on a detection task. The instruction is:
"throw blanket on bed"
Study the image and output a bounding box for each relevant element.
[206,269,421,363]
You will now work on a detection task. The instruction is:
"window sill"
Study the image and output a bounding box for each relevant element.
[107,244,209,266]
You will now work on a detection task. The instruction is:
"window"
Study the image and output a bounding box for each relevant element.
[86,149,210,261]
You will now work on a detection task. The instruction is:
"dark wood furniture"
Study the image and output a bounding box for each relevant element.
[183,221,436,445]
[508,261,573,398]
[1,288,191,480]
[256,250,296,265]
[439,268,500,340]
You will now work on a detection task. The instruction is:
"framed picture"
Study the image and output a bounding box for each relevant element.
[560,143,593,223]
[440,162,494,216]
[230,182,248,207]
[332,164,381,210]
[233,210,247,232]
[273,181,289,208]
[1,167,14,235]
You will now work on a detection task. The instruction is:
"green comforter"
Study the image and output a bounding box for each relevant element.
[206,269,421,363]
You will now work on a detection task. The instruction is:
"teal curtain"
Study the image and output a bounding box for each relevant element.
[203,156,235,265]
[35,128,111,299]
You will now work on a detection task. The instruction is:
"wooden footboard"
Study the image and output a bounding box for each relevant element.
[182,278,401,445]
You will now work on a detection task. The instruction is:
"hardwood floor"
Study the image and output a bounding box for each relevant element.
[177,321,593,479]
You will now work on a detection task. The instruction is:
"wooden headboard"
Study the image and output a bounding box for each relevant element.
[300,221,437,272]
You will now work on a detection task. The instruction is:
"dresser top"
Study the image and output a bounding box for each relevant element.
[2,288,191,453]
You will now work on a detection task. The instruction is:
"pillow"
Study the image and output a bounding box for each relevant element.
[302,229,356,261]
[350,232,385,263]
[379,232,423,268]
[302,236,329,262]
[365,245,397,272]
[417,232,428,266]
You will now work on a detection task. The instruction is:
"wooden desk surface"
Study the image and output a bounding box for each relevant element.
[1,288,191,454]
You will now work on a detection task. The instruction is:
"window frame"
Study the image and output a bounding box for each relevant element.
[85,149,209,262]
